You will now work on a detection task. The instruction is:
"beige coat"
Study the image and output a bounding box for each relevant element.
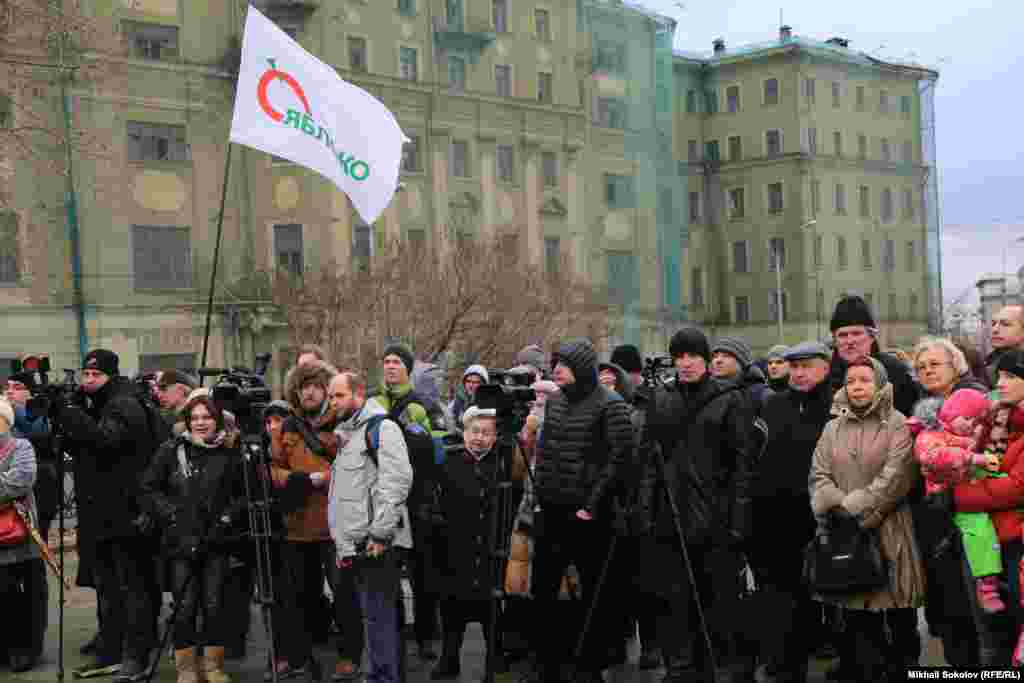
[810,383,927,610]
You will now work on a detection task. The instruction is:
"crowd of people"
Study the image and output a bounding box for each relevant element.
[6,294,1024,683]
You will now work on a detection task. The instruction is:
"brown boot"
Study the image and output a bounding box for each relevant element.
[175,648,200,683]
[200,646,231,683]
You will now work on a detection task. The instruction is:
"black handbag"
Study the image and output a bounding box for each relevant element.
[803,513,888,594]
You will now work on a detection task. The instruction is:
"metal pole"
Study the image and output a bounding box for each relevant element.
[814,223,822,340]
[200,143,234,371]
[775,243,784,342]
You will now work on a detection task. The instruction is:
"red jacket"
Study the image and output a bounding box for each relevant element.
[954,405,1024,543]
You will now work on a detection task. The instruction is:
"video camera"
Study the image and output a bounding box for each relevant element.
[201,353,272,435]
[9,356,82,420]
[475,366,537,435]
[641,354,675,389]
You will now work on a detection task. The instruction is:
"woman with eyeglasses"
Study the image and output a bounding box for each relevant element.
[140,396,244,683]
[912,337,987,399]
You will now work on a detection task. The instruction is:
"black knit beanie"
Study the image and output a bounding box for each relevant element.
[669,327,711,362]
[382,344,415,376]
[610,344,644,374]
[997,349,1024,380]
[82,349,119,377]
[830,295,876,332]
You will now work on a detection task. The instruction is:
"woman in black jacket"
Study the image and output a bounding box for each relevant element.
[140,396,243,683]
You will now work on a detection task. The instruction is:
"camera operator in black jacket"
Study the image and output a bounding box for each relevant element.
[140,395,245,683]
[57,350,164,682]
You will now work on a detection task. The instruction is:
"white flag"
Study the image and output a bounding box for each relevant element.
[229,7,408,225]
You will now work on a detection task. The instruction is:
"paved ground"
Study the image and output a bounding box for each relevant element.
[6,548,947,683]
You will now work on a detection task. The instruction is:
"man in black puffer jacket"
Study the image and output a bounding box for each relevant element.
[524,338,633,683]
[636,327,755,683]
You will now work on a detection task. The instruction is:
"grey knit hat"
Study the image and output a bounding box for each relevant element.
[711,337,753,369]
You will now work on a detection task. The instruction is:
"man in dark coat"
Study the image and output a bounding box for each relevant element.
[748,342,834,683]
[638,327,756,683]
[58,350,163,682]
[521,338,633,683]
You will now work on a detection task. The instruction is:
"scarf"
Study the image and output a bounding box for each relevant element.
[183,430,226,449]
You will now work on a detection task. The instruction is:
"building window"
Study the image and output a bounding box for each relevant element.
[835,183,847,214]
[595,97,626,129]
[542,151,558,187]
[689,191,701,222]
[902,141,913,164]
[813,234,823,268]
[832,131,842,157]
[495,64,511,97]
[535,9,550,41]
[903,188,915,219]
[127,121,189,162]
[398,0,416,16]
[769,290,788,322]
[732,240,750,273]
[691,267,704,307]
[123,21,179,60]
[764,78,779,105]
[879,89,890,113]
[132,225,191,289]
[769,237,786,271]
[445,0,464,31]
[909,292,918,316]
[901,94,912,117]
[705,89,718,114]
[906,241,917,271]
[857,133,867,160]
[537,72,552,103]
[728,135,742,162]
[687,139,698,162]
[344,37,367,73]
[704,140,720,163]
[493,0,507,32]
[766,130,782,157]
[881,188,894,223]
[0,211,18,284]
[882,238,895,272]
[806,127,817,155]
[728,187,745,220]
[451,140,468,177]
[811,179,821,214]
[353,218,372,272]
[734,296,751,324]
[726,85,740,113]
[0,93,10,130]
[686,89,697,113]
[768,182,784,214]
[274,224,304,276]
[859,185,870,218]
[881,137,891,162]
[804,77,816,104]
[832,81,841,108]
[497,144,515,182]
[595,40,626,74]
[605,174,635,209]
[448,56,466,93]
[407,228,426,247]
[545,236,560,274]
[889,293,898,319]
[401,136,421,172]
[861,238,872,270]
[607,251,636,305]
[865,292,874,309]
[856,85,865,110]
[399,46,418,80]
[837,236,848,270]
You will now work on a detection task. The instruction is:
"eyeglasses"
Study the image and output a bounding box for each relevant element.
[914,361,952,374]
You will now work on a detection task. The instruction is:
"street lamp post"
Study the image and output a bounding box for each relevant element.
[773,240,784,343]
[801,219,819,339]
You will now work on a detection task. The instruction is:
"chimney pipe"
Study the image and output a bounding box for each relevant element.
[712,38,725,54]
[779,25,792,42]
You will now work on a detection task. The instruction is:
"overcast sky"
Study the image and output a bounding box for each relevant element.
[643,0,1020,304]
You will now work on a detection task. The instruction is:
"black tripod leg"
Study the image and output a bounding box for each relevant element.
[143,558,200,683]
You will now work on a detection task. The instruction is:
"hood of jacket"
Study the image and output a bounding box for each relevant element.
[556,339,598,402]
[284,360,338,414]
[337,396,387,433]
[598,361,634,403]
[831,381,895,422]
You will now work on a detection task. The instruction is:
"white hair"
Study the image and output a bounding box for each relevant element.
[912,336,969,378]
[462,406,497,429]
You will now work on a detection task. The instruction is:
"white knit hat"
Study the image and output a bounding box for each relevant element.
[0,398,14,433]
[462,406,496,428]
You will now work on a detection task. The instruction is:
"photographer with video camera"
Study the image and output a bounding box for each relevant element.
[57,349,166,682]
[139,395,244,683]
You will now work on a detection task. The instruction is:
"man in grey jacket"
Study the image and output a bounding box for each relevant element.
[327,371,412,683]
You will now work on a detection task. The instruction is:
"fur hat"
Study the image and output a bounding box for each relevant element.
[669,327,711,362]
[158,369,198,390]
[939,389,991,427]
[712,337,753,369]
[830,295,876,332]
[0,398,13,433]
[382,344,415,376]
[610,345,643,374]
[462,406,497,428]
[284,360,338,411]
[462,364,489,384]
[82,349,119,377]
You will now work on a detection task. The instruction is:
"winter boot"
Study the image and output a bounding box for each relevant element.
[431,632,463,680]
[977,575,1007,613]
[175,648,200,683]
[1013,627,1024,668]
[201,646,231,683]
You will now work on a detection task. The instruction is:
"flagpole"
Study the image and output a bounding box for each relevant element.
[200,142,234,374]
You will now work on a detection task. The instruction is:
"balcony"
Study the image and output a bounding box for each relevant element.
[433,16,495,63]
[252,0,318,33]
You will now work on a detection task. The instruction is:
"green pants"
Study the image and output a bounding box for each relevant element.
[954,511,1002,577]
